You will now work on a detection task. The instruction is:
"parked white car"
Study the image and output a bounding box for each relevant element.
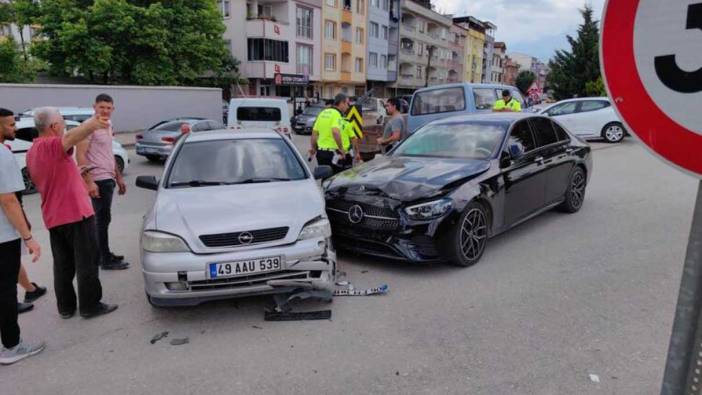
[7,118,129,194]
[228,98,292,139]
[135,128,335,307]
[540,97,627,143]
[20,107,95,123]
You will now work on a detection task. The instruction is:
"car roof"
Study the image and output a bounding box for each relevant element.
[432,112,534,125]
[22,107,94,115]
[184,128,283,143]
[15,118,80,128]
[552,97,610,103]
[230,98,288,106]
[414,82,518,94]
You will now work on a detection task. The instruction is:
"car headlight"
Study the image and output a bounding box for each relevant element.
[404,198,453,220]
[297,217,332,241]
[141,231,190,252]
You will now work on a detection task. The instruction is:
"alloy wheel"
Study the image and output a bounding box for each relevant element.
[569,171,586,209]
[459,208,488,263]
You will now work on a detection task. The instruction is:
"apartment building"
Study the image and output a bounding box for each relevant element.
[366,0,401,97]
[509,52,549,89]
[448,24,466,83]
[454,16,485,84]
[320,0,367,98]
[481,21,496,83]
[503,56,520,86]
[490,41,506,83]
[391,0,453,95]
[223,0,322,98]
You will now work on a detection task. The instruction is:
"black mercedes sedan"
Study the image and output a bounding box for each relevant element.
[323,113,592,267]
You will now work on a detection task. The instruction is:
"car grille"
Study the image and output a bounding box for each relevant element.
[188,270,309,291]
[326,200,399,231]
[199,227,289,248]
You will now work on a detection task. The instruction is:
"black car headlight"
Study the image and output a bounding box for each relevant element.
[404,198,453,220]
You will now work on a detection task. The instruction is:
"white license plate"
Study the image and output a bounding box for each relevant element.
[208,256,282,279]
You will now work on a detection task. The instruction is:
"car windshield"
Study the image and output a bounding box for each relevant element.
[393,122,507,160]
[303,107,323,116]
[167,139,307,188]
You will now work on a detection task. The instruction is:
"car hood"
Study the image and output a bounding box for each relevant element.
[295,114,317,124]
[150,179,325,253]
[325,155,491,201]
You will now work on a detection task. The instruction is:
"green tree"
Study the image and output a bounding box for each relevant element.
[33,0,240,86]
[547,5,601,100]
[11,0,41,61]
[584,76,606,97]
[515,70,536,95]
[0,36,36,82]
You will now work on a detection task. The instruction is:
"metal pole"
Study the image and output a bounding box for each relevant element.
[662,181,702,395]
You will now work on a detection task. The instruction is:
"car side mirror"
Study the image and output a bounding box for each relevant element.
[499,151,512,168]
[313,166,333,180]
[136,175,159,191]
[507,143,524,162]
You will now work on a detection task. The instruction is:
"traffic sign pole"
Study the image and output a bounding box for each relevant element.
[662,182,702,395]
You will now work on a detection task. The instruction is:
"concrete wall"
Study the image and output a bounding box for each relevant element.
[0,84,222,132]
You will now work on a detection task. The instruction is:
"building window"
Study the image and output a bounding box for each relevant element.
[369,52,378,68]
[418,21,424,33]
[371,0,379,7]
[417,43,423,56]
[382,25,388,40]
[326,0,336,7]
[325,53,337,71]
[247,39,289,62]
[219,0,230,17]
[355,27,364,44]
[416,65,423,79]
[382,0,389,10]
[325,20,337,40]
[296,7,313,39]
[357,0,365,14]
[370,22,379,38]
[297,44,313,74]
[380,55,387,68]
[355,57,363,73]
[224,39,232,55]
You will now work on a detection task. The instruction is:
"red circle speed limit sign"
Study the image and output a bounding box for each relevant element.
[601,0,702,177]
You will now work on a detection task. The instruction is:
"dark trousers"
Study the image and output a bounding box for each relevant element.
[316,150,351,174]
[0,238,21,349]
[49,217,103,315]
[91,179,115,264]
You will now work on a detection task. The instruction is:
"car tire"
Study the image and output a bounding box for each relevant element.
[145,155,161,163]
[441,201,489,267]
[558,166,587,213]
[21,167,37,195]
[115,156,125,175]
[601,122,626,143]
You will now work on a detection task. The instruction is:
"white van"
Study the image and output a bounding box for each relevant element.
[228,98,292,139]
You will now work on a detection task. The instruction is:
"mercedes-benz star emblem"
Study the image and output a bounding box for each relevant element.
[238,232,254,245]
[348,205,364,224]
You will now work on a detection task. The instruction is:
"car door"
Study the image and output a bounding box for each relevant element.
[528,117,575,204]
[502,119,547,225]
[577,100,612,135]
[544,101,581,134]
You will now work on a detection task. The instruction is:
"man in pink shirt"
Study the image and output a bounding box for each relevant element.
[76,94,128,270]
[26,107,118,319]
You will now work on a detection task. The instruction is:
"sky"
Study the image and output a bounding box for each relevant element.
[433,0,606,61]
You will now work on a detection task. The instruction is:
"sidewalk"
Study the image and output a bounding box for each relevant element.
[115,131,140,148]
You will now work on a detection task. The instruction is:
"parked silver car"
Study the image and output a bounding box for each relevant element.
[136,129,336,307]
[135,118,224,161]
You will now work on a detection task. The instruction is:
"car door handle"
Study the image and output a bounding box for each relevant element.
[534,156,544,163]
[565,148,575,154]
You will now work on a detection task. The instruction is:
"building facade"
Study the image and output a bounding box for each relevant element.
[224,0,323,98]
[320,0,368,98]
[454,16,485,84]
[509,52,549,89]
[366,0,401,97]
[502,56,520,86]
[481,21,496,83]
[390,0,453,95]
[448,24,466,83]
[490,41,506,83]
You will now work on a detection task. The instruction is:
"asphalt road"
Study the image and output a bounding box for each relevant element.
[1,135,698,395]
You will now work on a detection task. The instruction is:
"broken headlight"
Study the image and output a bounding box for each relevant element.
[297,217,332,241]
[142,231,190,253]
[404,198,453,220]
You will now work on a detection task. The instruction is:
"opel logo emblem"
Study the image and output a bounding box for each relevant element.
[348,205,364,224]
[238,232,254,245]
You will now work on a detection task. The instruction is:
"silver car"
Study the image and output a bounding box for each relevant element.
[135,118,224,162]
[136,129,336,307]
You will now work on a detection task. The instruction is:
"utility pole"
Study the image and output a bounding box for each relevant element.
[425,45,435,88]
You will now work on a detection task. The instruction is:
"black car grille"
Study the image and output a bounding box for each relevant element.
[199,227,289,248]
[189,271,309,291]
[326,200,399,231]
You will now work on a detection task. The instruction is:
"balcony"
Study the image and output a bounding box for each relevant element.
[246,18,291,38]
[341,71,352,81]
[342,9,353,24]
[402,24,416,33]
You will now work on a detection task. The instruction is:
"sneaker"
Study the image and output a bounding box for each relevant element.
[101,261,129,271]
[24,283,47,303]
[0,340,45,365]
[80,303,118,319]
[109,252,124,261]
[59,310,75,319]
[17,302,34,314]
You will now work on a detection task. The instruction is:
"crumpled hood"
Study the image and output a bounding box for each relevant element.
[325,155,491,201]
[151,179,324,252]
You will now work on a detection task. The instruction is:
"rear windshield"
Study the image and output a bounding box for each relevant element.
[411,87,466,116]
[474,89,498,110]
[237,107,282,122]
[153,121,187,131]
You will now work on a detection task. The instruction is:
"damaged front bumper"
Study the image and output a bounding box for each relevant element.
[141,237,336,307]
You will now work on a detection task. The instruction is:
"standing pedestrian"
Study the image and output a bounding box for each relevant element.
[493,90,522,112]
[377,97,408,153]
[27,107,118,319]
[309,93,350,173]
[0,108,44,365]
[76,94,129,270]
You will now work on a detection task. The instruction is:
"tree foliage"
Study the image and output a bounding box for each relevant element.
[547,5,601,100]
[515,71,536,95]
[32,0,240,86]
[0,37,37,82]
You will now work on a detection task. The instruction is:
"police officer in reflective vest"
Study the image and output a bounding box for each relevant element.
[309,93,350,173]
[493,90,522,112]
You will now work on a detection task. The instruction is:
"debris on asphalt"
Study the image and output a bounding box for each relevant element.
[252,325,263,329]
[150,331,169,344]
[335,280,350,286]
[334,284,389,296]
[361,270,368,274]
[265,310,332,321]
[589,374,600,383]
[170,337,189,346]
